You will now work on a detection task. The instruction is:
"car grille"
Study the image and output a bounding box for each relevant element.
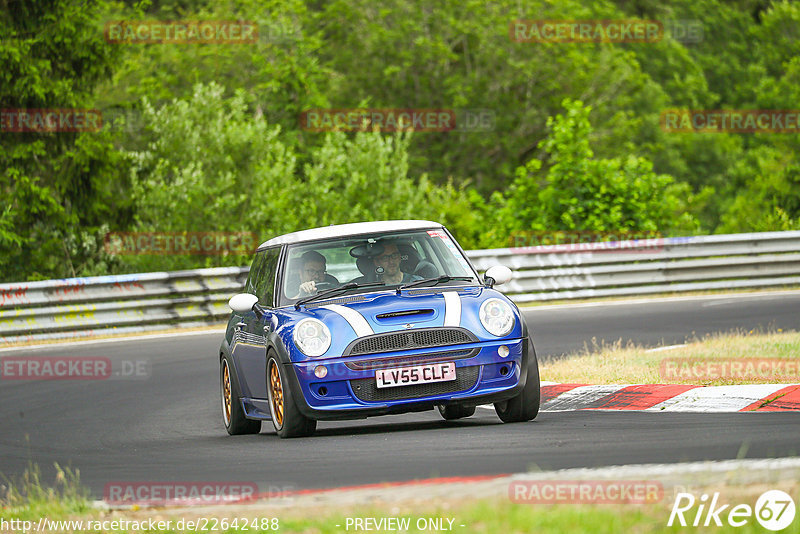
[350,365,480,402]
[345,348,478,370]
[345,327,477,356]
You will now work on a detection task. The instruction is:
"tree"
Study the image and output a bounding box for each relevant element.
[1,0,123,281]
[125,83,298,272]
[123,83,484,273]
[498,99,699,243]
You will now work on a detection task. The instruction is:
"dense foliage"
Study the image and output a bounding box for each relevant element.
[2,0,799,281]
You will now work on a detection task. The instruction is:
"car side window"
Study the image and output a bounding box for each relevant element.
[245,251,266,294]
[254,247,281,307]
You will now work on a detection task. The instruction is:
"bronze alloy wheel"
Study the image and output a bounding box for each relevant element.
[269,361,285,429]
[222,359,232,425]
[220,354,261,435]
[265,355,316,438]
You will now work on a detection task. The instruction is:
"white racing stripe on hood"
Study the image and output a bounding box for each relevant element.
[442,291,462,327]
[320,304,374,337]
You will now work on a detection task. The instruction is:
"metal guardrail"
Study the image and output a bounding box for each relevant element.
[468,231,800,302]
[0,267,249,343]
[2,231,799,343]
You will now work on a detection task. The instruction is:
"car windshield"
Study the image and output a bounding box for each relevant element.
[278,229,478,306]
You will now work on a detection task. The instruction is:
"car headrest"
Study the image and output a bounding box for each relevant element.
[397,243,420,273]
[356,256,374,276]
[413,260,438,279]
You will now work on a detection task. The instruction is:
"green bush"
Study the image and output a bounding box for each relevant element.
[497,99,700,245]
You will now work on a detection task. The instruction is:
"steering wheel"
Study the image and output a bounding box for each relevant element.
[313,281,336,292]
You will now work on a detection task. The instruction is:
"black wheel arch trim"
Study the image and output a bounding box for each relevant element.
[266,331,293,364]
[219,340,254,421]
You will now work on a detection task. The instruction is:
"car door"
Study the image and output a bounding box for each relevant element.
[232,246,281,403]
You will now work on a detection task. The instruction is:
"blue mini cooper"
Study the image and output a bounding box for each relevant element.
[220,220,540,438]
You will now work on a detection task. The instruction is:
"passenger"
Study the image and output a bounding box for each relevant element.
[374,242,422,285]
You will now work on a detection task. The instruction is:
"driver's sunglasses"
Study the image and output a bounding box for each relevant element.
[303,268,326,277]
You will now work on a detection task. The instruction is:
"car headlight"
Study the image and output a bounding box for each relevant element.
[293,318,331,357]
[479,298,515,337]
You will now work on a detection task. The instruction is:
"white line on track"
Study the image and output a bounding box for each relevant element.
[646,384,788,412]
[645,344,688,353]
[0,328,224,353]
[540,384,627,411]
[521,289,800,312]
[510,457,800,480]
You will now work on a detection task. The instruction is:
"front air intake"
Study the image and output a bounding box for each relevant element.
[350,365,480,402]
[376,309,434,319]
[344,327,477,356]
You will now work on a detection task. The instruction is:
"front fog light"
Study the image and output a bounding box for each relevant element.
[498,345,509,358]
[314,365,328,378]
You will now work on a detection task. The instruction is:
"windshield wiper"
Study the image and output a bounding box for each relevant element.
[295,281,385,309]
[397,275,475,294]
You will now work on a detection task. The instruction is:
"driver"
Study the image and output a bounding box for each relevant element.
[294,250,333,298]
[374,242,422,285]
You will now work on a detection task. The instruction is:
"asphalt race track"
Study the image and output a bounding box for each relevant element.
[1,291,799,497]
[526,291,800,358]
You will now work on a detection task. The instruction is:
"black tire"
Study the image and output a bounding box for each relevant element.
[267,355,316,438]
[494,340,540,423]
[438,404,476,420]
[221,354,261,435]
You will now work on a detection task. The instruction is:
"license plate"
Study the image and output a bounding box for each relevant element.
[375,362,457,389]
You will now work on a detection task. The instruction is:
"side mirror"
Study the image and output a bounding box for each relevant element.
[229,293,259,313]
[484,265,513,287]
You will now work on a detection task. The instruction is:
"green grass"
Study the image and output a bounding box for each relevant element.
[0,464,93,522]
[541,330,800,385]
[3,465,799,533]
[276,500,662,533]
[6,495,799,533]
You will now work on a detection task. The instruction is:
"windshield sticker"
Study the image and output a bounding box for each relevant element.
[439,235,473,273]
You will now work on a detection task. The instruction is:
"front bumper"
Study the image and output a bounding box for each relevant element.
[270,338,529,421]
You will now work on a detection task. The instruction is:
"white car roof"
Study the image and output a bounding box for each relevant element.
[258,220,444,249]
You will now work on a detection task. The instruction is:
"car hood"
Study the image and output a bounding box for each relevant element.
[274,286,523,360]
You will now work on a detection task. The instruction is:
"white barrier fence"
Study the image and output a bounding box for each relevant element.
[468,231,800,302]
[2,231,799,343]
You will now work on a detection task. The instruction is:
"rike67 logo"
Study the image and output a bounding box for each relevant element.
[669,490,796,531]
